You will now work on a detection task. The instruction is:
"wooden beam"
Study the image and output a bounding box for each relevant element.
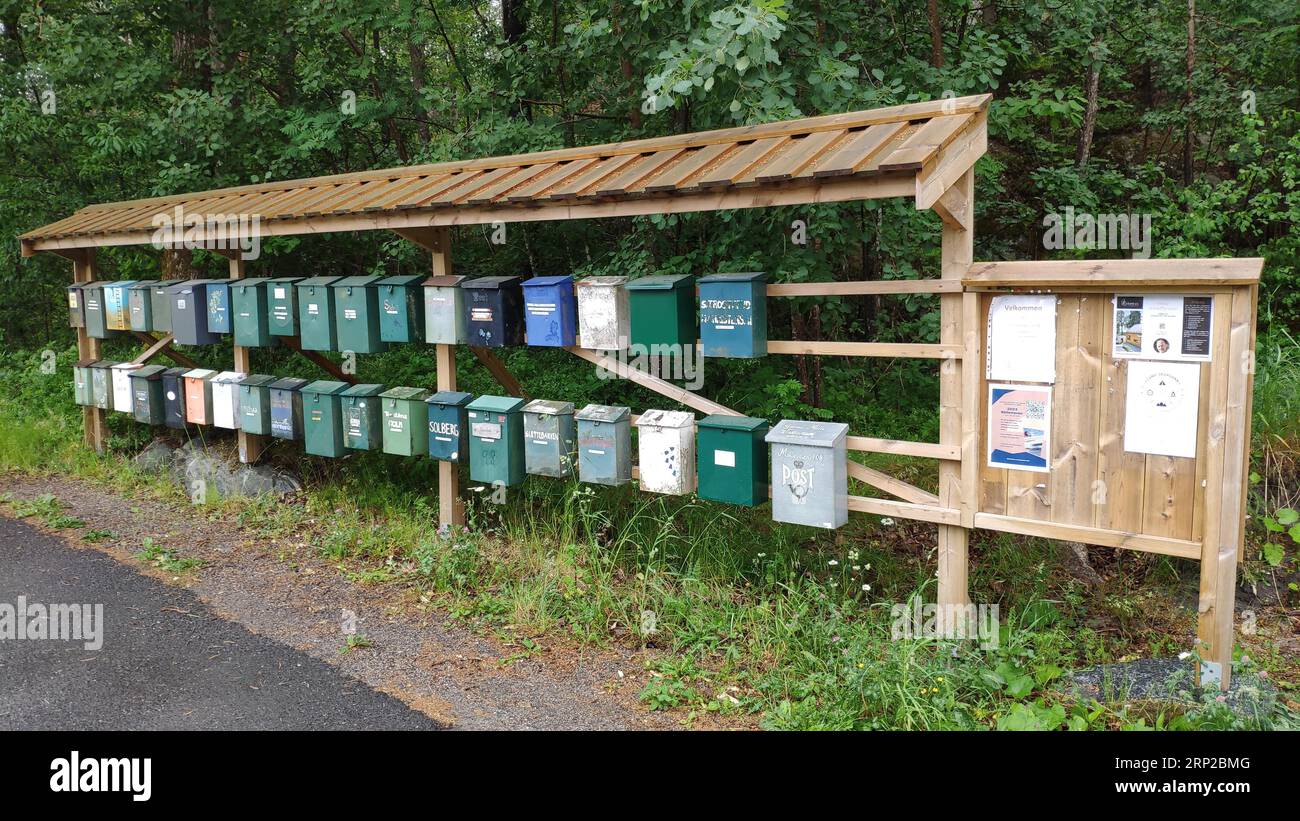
[975,513,1201,560]
[278,336,358,384]
[848,496,961,526]
[226,255,270,464]
[129,332,200,368]
[766,280,960,296]
[964,258,1265,289]
[565,346,742,418]
[916,111,987,211]
[848,461,940,506]
[469,347,530,399]
[846,436,960,461]
[71,250,108,453]
[426,226,464,529]
[766,340,961,359]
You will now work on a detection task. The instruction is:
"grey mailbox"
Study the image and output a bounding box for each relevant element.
[423,275,467,344]
[575,404,631,486]
[522,399,576,478]
[765,420,849,530]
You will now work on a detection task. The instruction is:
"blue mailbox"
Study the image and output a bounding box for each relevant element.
[461,276,525,347]
[425,390,473,462]
[521,275,577,347]
[206,277,236,335]
[698,271,767,358]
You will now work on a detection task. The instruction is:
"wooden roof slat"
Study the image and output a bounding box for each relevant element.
[546,154,642,199]
[754,130,844,183]
[506,159,599,201]
[303,182,374,217]
[643,143,735,193]
[361,175,448,212]
[594,150,683,196]
[877,113,975,171]
[466,163,556,204]
[691,137,787,189]
[441,165,531,206]
[396,170,489,210]
[813,122,907,177]
[270,184,351,220]
[66,206,148,236]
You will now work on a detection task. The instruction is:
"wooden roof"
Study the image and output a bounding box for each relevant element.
[20,94,990,255]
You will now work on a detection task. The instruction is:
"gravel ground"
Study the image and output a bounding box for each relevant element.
[1,472,738,730]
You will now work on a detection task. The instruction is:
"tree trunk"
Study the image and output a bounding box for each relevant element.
[503,0,530,120]
[927,0,944,68]
[1183,0,1195,185]
[1076,44,1101,167]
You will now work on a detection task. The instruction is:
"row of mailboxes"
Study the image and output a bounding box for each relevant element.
[69,273,771,357]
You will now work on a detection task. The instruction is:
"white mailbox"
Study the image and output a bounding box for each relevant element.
[210,371,247,429]
[110,363,141,414]
[765,420,849,529]
[635,409,695,495]
[575,276,629,351]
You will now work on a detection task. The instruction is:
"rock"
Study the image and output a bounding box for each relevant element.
[140,437,299,499]
[133,439,177,473]
[1064,657,1277,717]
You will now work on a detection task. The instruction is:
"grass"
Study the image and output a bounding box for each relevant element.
[1,343,1297,730]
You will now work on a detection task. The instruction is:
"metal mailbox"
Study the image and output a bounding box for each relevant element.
[425,390,472,462]
[238,374,278,436]
[697,415,769,506]
[161,367,188,429]
[129,365,167,425]
[67,283,88,328]
[301,380,349,458]
[635,409,696,496]
[90,360,116,410]
[102,281,137,332]
[575,276,629,351]
[269,377,308,440]
[521,276,577,347]
[575,404,632,486]
[110,362,141,414]
[265,276,303,337]
[626,274,696,350]
[231,277,276,347]
[73,359,95,406]
[698,272,767,358]
[380,387,429,457]
[205,278,236,335]
[462,276,525,348]
[341,383,386,451]
[128,280,160,332]
[82,282,117,339]
[423,275,467,344]
[377,274,425,343]
[169,281,221,345]
[210,371,247,429]
[296,276,341,351]
[182,368,217,425]
[149,283,173,333]
[765,420,849,530]
[522,400,576,477]
[466,395,527,487]
[333,275,387,354]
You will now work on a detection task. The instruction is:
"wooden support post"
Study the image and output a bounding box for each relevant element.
[227,255,270,464]
[70,249,109,453]
[1196,284,1256,690]
[936,168,974,628]
[427,227,465,529]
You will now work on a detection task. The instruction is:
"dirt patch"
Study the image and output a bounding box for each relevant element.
[1,470,754,730]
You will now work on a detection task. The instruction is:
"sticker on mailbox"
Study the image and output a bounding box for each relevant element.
[274,287,286,299]
[344,309,357,320]
[472,421,501,441]
[714,450,736,467]
[471,308,493,322]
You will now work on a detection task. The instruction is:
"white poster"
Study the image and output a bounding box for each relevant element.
[1112,294,1213,362]
[986,295,1056,383]
[1124,360,1201,458]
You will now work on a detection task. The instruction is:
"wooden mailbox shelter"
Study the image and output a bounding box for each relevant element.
[21,93,1260,689]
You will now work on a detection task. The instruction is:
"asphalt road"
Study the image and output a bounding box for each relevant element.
[0,515,441,730]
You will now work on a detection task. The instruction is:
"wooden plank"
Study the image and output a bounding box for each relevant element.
[849,495,961,526]
[691,137,787,188]
[766,340,961,359]
[466,162,556,204]
[431,225,464,529]
[129,333,199,368]
[72,250,108,453]
[469,348,530,399]
[1048,295,1104,526]
[766,279,959,296]
[976,294,1007,515]
[395,171,485,209]
[506,159,599,201]
[965,258,1265,288]
[360,174,449,211]
[436,166,525,206]
[848,460,940,506]
[846,436,959,461]
[1192,293,1233,542]
[278,336,357,384]
[878,112,975,171]
[595,150,684,196]
[1095,315,1147,532]
[813,122,907,177]
[917,112,988,210]
[546,154,642,199]
[754,131,844,182]
[644,143,735,192]
[959,289,981,527]
[974,513,1201,560]
[565,346,741,418]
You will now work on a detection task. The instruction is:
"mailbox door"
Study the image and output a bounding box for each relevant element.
[426,404,467,462]
[335,278,387,354]
[104,283,134,331]
[697,417,768,506]
[267,279,301,336]
[240,385,271,435]
[298,284,338,351]
[465,288,504,347]
[131,373,165,425]
[575,278,629,351]
[523,408,576,477]
[381,390,429,456]
[342,397,376,450]
[522,278,577,347]
[184,378,205,424]
[206,282,232,334]
[699,275,766,358]
[269,389,299,440]
[90,367,109,409]
[767,421,848,529]
[171,284,220,345]
[303,393,345,457]
[111,367,135,413]
[637,425,688,495]
[378,277,425,343]
[83,285,110,339]
[424,283,467,344]
[68,285,86,328]
[162,371,187,428]
[150,286,173,333]
[73,365,92,406]
[232,283,273,347]
[128,288,154,332]
[467,409,525,486]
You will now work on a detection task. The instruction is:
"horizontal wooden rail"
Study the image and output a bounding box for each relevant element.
[766,280,958,296]
[766,340,960,359]
[846,436,959,460]
[973,513,1201,560]
[964,258,1264,289]
[849,495,961,526]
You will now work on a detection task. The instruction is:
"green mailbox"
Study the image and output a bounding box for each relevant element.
[128,280,159,332]
[380,387,429,456]
[149,283,173,333]
[333,275,387,354]
[341,383,385,451]
[82,282,118,339]
[231,277,276,348]
[626,274,696,351]
[301,380,349,457]
[238,374,278,436]
[266,276,303,337]
[90,360,117,410]
[297,276,341,351]
[73,358,95,406]
[377,275,426,343]
[696,415,769,506]
[130,365,167,425]
[466,395,527,487]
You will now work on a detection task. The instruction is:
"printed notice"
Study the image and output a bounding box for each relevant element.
[1112,294,1213,361]
[1124,360,1200,458]
[988,384,1052,472]
[986,294,1057,383]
